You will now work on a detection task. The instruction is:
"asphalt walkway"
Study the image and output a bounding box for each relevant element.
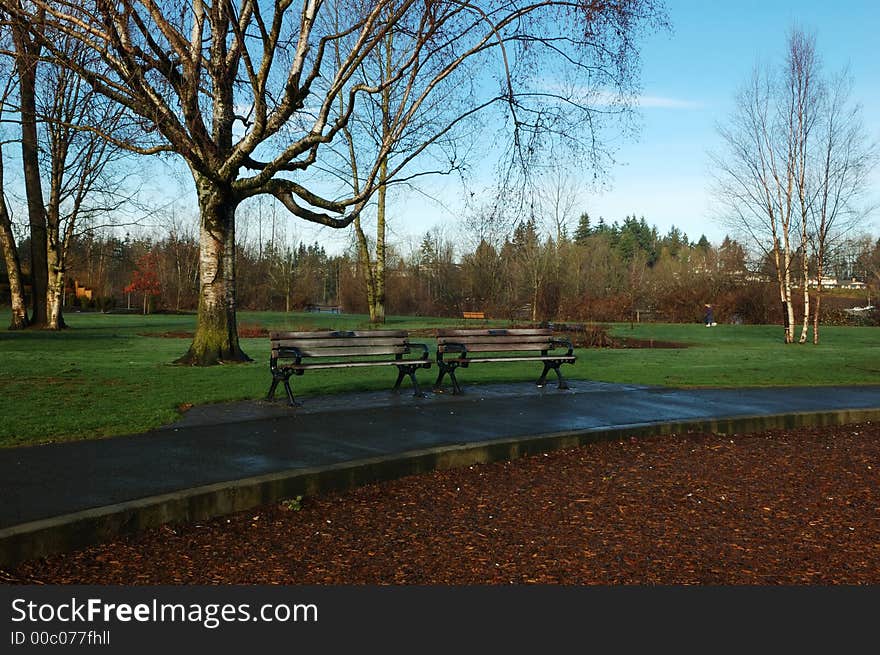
[2,381,879,529]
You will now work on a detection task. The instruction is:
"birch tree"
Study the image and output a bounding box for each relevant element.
[807,72,879,343]
[787,31,820,344]
[714,28,877,344]
[5,0,664,363]
[714,63,799,343]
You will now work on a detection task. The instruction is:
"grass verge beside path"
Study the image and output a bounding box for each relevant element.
[598,322,880,387]
[1,310,878,447]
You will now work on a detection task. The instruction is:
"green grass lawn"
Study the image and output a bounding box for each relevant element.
[1,309,878,447]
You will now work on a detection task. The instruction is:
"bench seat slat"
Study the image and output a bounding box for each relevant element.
[444,355,576,363]
[439,342,553,353]
[281,359,417,370]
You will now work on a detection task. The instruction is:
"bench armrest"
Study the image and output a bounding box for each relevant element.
[270,346,303,370]
[441,341,468,355]
[549,338,574,357]
[408,341,430,360]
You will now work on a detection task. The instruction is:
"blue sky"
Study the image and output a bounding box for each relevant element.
[136,1,880,254]
[580,0,880,245]
[288,0,880,254]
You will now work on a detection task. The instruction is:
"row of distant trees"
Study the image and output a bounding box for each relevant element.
[11,210,877,326]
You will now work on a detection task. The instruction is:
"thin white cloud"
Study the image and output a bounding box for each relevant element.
[590,90,703,110]
[635,95,704,109]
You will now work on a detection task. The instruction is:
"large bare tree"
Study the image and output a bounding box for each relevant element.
[5,0,664,363]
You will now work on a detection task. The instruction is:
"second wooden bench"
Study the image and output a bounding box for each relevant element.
[434,328,576,394]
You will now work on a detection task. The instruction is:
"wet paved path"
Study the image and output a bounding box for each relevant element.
[2,382,878,527]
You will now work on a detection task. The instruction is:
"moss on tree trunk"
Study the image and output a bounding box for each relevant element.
[175,177,250,365]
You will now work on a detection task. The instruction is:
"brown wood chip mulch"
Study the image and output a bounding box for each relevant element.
[3,422,879,585]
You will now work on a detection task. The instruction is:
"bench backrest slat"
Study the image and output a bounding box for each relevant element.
[275,345,409,358]
[270,330,407,340]
[437,335,552,345]
[436,328,551,337]
[272,337,406,349]
[270,329,416,361]
[434,327,565,355]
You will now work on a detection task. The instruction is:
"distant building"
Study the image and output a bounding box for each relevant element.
[806,276,868,290]
[74,280,93,301]
[839,278,867,290]
[806,276,839,289]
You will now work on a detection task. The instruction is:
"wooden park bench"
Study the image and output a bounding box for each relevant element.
[434,328,576,395]
[462,311,485,319]
[267,330,431,405]
[305,304,342,314]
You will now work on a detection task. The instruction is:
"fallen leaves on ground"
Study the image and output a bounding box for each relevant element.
[4,422,879,585]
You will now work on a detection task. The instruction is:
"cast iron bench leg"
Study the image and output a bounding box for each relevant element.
[433,367,447,392]
[536,361,570,390]
[266,378,280,401]
[553,362,570,390]
[536,362,551,388]
[448,365,463,395]
[393,367,406,392]
[434,362,463,394]
[281,375,300,406]
[407,368,424,398]
[394,365,425,397]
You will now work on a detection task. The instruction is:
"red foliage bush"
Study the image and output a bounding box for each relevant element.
[237,323,268,338]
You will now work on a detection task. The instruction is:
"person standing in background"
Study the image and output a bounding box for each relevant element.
[704,304,717,327]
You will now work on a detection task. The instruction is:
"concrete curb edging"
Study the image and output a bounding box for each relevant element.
[2,407,878,568]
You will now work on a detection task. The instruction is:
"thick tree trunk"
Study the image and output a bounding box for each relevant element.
[0,186,29,329]
[175,177,250,365]
[13,24,49,328]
